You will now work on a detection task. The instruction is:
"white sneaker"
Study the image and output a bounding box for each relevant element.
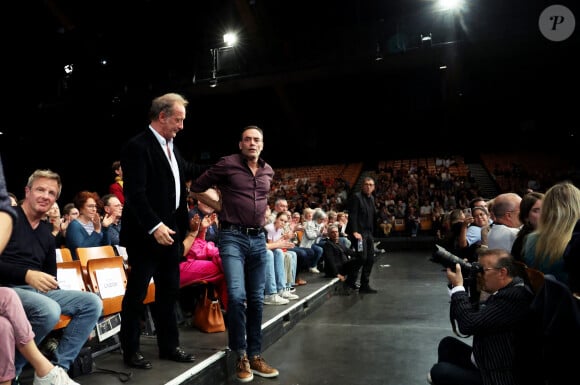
[34,366,80,385]
[279,289,299,300]
[263,293,289,305]
[308,267,320,274]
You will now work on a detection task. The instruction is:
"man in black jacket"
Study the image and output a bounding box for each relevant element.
[429,249,537,385]
[119,93,202,369]
[323,224,361,294]
[345,176,379,293]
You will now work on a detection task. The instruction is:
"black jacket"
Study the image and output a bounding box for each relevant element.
[451,277,535,385]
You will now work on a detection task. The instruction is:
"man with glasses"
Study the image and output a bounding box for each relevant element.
[428,248,536,385]
[346,176,379,293]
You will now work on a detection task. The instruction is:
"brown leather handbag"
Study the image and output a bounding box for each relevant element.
[193,286,225,333]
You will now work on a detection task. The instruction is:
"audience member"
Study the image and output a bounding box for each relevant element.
[109,160,124,205]
[187,187,220,243]
[65,190,112,260]
[428,248,537,385]
[101,193,123,246]
[45,202,66,247]
[323,224,362,294]
[510,191,543,261]
[346,176,379,293]
[189,125,279,382]
[523,181,580,286]
[0,155,16,252]
[299,208,325,274]
[1,287,80,385]
[119,92,198,369]
[487,192,522,252]
[264,212,299,304]
[0,169,102,380]
[180,212,228,310]
[60,203,78,240]
[437,209,474,261]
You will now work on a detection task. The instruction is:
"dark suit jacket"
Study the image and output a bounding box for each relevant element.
[345,191,377,242]
[451,277,535,385]
[323,240,354,277]
[120,128,197,259]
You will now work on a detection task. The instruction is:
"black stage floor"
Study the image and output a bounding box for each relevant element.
[22,236,456,385]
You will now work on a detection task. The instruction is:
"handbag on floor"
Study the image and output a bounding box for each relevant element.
[193,285,225,333]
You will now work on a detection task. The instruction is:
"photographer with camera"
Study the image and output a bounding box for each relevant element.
[428,248,538,385]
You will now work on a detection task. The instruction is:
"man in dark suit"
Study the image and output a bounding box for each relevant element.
[119,93,200,369]
[429,249,537,385]
[345,176,379,293]
[323,224,361,294]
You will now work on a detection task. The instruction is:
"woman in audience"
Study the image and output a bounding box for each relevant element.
[1,287,79,385]
[510,191,544,260]
[180,212,228,310]
[523,181,580,286]
[299,208,326,273]
[65,190,112,260]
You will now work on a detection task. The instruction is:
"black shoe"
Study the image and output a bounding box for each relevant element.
[359,286,378,294]
[159,347,195,362]
[345,281,359,290]
[124,351,153,369]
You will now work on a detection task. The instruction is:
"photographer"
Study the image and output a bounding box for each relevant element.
[428,248,539,385]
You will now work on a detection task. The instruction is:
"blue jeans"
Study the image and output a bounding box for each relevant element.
[264,249,286,295]
[218,229,267,357]
[284,250,297,288]
[310,244,324,268]
[12,286,102,374]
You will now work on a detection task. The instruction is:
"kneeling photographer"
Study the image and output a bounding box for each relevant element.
[428,248,540,385]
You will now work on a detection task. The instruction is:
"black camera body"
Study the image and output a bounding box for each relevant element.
[430,245,483,305]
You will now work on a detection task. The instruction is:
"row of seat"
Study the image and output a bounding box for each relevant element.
[54,246,155,333]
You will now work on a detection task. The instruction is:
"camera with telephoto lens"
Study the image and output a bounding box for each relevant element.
[430,245,483,304]
[430,245,483,276]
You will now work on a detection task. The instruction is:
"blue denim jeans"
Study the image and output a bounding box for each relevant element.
[12,286,102,374]
[265,249,286,295]
[284,250,297,288]
[310,244,324,268]
[218,229,267,357]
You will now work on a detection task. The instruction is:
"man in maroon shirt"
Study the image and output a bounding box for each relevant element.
[190,126,278,383]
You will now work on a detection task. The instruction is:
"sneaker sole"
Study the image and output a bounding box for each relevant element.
[237,373,254,383]
[252,370,279,378]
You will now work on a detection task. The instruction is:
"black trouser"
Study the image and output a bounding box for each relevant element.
[359,235,375,288]
[120,240,181,358]
[430,336,482,385]
[349,233,375,288]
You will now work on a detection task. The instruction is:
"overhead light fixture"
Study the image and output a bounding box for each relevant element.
[420,33,432,48]
[208,32,239,88]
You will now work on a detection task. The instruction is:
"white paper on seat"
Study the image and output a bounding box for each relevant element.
[96,268,126,298]
[57,268,82,291]
[55,249,63,263]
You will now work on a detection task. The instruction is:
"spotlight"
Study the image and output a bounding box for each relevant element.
[421,33,432,48]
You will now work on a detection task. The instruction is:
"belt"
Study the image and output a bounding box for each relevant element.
[220,222,263,236]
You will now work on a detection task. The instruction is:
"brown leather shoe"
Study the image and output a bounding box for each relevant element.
[295,278,307,285]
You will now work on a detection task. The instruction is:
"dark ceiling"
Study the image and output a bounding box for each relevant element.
[1,0,579,202]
